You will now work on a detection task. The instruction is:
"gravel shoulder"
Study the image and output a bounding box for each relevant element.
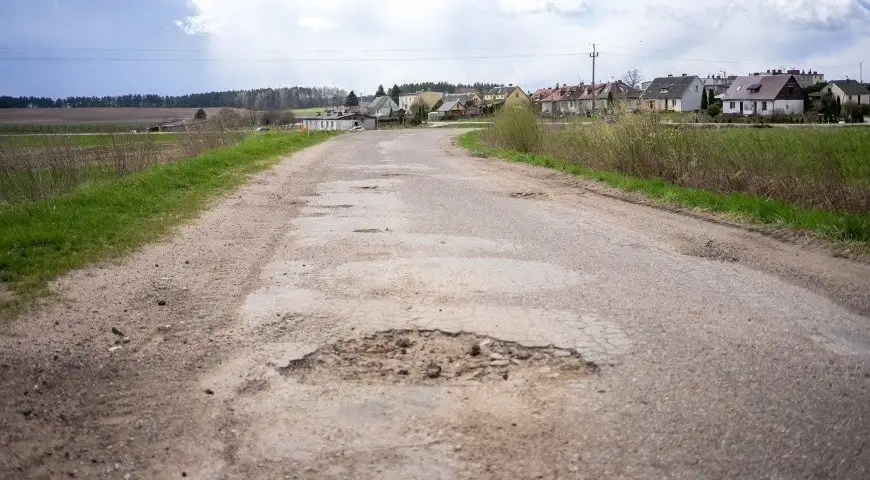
[1,130,868,479]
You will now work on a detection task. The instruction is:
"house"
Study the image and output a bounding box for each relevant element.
[701,75,737,97]
[398,91,444,112]
[530,87,555,109]
[443,92,482,116]
[765,69,825,88]
[579,81,642,112]
[297,112,377,131]
[483,85,530,107]
[721,74,804,116]
[436,99,467,119]
[366,96,401,118]
[820,80,870,106]
[640,75,705,112]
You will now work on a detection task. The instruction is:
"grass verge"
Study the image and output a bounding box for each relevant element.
[0,131,335,318]
[458,130,870,246]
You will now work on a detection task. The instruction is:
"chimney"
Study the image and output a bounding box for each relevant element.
[509,83,513,87]
[681,73,686,76]
[667,74,673,77]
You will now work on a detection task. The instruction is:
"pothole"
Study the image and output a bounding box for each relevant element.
[278,330,597,385]
[353,228,384,234]
[509,191,547,199]
[686,239,739,263]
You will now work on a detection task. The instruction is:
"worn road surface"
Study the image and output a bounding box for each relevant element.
[2,130,869,479]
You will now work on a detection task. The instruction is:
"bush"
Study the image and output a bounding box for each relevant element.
[487,106,541,153]
[707,104,721,118]
[407,99,429,125]
[194,108,207,120]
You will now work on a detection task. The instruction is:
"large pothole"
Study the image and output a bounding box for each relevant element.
[279,330,597,385]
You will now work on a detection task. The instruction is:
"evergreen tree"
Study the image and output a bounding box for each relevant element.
[708,89,716,107]
[194,108,207,120]
[607,89,614,108]
[835,96,842,117]
[344,90,360,107]
[375,85,386,97]
[389,85,401,105]
[701,89,708,110]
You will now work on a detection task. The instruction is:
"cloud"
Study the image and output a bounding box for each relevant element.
[175,14,218,35]
[176,0,870,93]
[297,16,339,32]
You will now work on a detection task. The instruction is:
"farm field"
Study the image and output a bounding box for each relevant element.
[291,107,326,116]
[0,107,246,125]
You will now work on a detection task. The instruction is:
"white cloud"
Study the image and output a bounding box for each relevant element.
[178,0,870,93]
[175,15,218,35]
[297,16,339,32]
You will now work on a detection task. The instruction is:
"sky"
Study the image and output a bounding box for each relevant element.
[1,0,868,98]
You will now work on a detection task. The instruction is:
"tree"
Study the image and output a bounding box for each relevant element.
[701,89,708,110]
[707,103,721,118]
[389,85,401,105]
[375,85,386,97]
[194,108,207,120]
[215,108,243,130]
[835,96,842,117]
[607,89,614,108]
[408,98,429,125]
[622,69,643,89]
[344,90,360,107]
[708,89,716,107]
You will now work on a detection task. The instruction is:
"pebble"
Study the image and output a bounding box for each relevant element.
[426,364,442,379]
[396,338,411,349]
[397,368,409,376]
[469,344,481,357]
[108,346,123,353]
[157,300,167,306]
[204,388,215,395]
[122,337,131,344]
[512,350,532,360]
[111,327,125,337]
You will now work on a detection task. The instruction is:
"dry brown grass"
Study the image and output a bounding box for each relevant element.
[0,131,247,204]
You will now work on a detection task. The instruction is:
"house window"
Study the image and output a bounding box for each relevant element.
[671,99,676,106]
[695,86,699,92]
[762,101,767,111]
[788,85,794,95]
[849,95,853,101]
[730,101,735,109]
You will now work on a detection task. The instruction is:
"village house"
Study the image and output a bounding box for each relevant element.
[436,99,467,119]
[700,74,737,97]
[442,92,482,116]
[366,96,401,118]
[483,85,530,108]
[297,112,377,131]
[640,75,705,112]
[721,74,804,116]
[819,80,870,106]
[398,91,444,112]
[579,81,642,112]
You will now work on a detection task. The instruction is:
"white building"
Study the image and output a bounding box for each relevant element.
[821,80,870,106]
[722,74,805,116]
[366,96,400,118]
[639,75,705,112]
[298,113,377,131]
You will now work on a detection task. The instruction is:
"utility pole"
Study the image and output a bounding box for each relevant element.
[589,43,599,114]
[860,61,864,83]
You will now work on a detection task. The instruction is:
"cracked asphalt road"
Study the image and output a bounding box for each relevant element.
[1,129,868,479]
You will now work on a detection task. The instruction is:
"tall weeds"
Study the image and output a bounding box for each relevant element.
[0,132,246,204]
[485,110,869,213]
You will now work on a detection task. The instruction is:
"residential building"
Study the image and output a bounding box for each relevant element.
[483,85,530,107]
[366,96,401,118]
[530,87,555,109]
[640,75,705,112]
[443,92,483,115]
[298,113,377,131]
[541,85,579,115]
[721,74,804,116]
[436,99,467,118]
[700,75,737,97]
[579,81,642,112]
[759,69,825,88]
[820,80,870,106]
[398,91,444,112]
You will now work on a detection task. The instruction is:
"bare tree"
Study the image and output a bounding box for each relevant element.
[622,69,644,89]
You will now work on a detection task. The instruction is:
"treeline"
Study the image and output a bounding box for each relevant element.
[0,87,347,110]
[396,82,502,94]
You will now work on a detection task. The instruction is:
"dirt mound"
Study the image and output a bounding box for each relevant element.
[279,330,597,385]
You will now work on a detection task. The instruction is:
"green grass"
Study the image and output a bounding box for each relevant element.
[292,107,326,116]
[459,130,870,245]
[0,131,335,317]
[0,133,179,148]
